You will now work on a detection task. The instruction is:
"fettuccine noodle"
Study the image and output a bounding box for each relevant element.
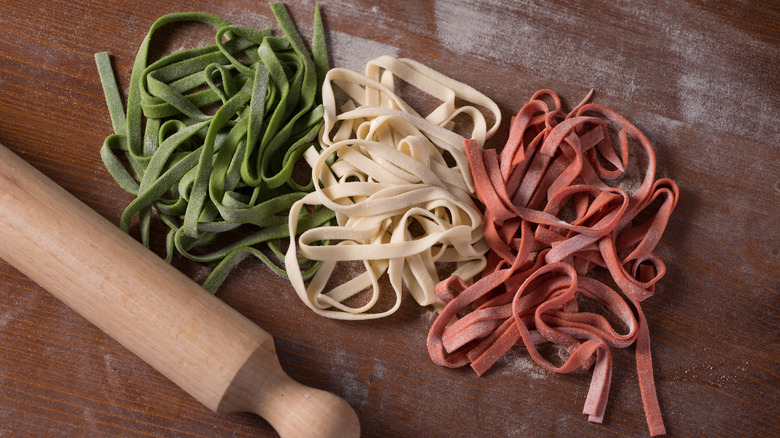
[95,4,333,291]
[427,89,678,436]
[285,56,501,319]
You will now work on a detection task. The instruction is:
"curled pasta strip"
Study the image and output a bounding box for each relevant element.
[427,90,678,436]
[285,57,501,319]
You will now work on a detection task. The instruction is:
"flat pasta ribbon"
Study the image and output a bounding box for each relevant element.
[427,90,678,437]
[95,3,333,291]
[284,56,501,319]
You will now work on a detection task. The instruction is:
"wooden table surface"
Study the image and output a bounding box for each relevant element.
[1,0,778,437]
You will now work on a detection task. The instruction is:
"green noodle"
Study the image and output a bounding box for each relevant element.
[95,3,332,292]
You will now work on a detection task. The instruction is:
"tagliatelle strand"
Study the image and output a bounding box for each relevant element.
[427,90,678,436]
[284,57,500,320]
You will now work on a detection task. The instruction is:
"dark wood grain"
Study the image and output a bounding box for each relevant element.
[1,1,778,437]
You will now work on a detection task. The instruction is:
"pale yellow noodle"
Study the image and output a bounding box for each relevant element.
[285,56,500,320]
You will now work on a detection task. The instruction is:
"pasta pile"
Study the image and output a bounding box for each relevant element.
[426,90,678,436]
[95,6,680,434]
[284,56,501,319]
[96,4,333,291]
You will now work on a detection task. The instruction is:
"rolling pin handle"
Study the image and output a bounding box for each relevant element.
[219,341,361,438]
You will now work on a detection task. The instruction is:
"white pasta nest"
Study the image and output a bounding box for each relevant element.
[285,56,501,319]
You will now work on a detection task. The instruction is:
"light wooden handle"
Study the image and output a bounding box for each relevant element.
[0,143,360,438]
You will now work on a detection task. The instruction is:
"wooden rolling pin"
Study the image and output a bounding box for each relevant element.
[0,143,360,438]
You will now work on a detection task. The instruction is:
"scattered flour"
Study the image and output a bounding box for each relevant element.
[434,0,639,98]
[497,348,547,380]
[328,30,400,73]
[326,349,370,408]
[190,263,213,284]
[419,308,439,325]
[371,357,388,380]
[433,0,779,145]
[102,353,122,391]
[217,2,270,30]
[0,310,12,331]
[664,13,779,144]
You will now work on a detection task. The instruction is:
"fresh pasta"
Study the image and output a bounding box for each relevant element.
[427,89,678,436]
[95,4,333,291]
[284,56,501,319]
[91,2,681,432]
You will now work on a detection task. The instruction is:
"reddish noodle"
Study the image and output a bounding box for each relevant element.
[427,90,678,436]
